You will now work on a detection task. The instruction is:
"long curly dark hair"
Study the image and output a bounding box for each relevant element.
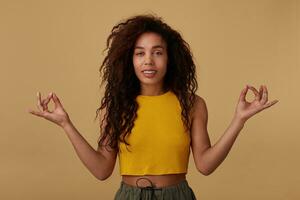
[94,13,198,152]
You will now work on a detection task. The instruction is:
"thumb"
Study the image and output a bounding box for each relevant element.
[238,85,248,103]
[52,93,63,109]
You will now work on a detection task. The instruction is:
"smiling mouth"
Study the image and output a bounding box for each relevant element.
[142,70,157,78]
[142,70,157,74]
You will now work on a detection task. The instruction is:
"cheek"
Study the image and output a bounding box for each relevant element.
[157,55,168,65]
[133,57,142,68]
[158,57,168,70]
[133,59,141,76]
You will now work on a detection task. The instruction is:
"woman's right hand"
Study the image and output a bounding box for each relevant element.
[28,92,71,128]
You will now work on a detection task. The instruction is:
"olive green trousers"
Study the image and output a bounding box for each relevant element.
[114,178,197,200]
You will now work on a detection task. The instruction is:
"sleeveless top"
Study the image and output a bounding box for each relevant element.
[118,90,191,175]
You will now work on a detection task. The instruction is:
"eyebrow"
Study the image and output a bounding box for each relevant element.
[134,45,165,50]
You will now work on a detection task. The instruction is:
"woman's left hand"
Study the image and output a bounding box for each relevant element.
[234,84,279,123]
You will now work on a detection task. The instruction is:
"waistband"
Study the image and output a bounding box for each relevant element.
[120,177,190,191]
[118,178,192,200]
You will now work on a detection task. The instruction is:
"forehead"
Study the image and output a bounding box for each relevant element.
[134,32,166,49]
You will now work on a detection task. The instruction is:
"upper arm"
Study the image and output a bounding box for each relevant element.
[190,95,211,174]
[96,107,118,179]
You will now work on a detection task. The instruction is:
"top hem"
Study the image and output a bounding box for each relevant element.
[120,171,188,176]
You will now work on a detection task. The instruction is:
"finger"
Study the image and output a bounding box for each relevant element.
[247,85,260,101]
[263,99,279,109]
[239,85,248,102]
[260,85,268,104]
[52,93,63,109]
[40,94,50,111]
[259,85,263,98]
[36,92,44,111]
[264,85,268,102]
[28,108,45,118]
[42,92,53,109]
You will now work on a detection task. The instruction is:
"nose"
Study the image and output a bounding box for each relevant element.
[145,54,154,65]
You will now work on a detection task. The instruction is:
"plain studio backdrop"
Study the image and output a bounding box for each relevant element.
[1,0,299,199]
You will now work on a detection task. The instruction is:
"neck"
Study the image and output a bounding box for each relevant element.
[140,85,168,96]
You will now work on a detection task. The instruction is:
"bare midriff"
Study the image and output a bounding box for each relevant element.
[121,173,187,188]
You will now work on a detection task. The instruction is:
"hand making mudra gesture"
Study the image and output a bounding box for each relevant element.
[233,84,279,124]
[27,84,278,126]
[28,92,71,128]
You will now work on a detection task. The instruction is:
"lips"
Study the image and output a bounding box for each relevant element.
[141,69,157,78]
[141,68,157,72]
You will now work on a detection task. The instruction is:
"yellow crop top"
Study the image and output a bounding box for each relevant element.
[118,90,191,175]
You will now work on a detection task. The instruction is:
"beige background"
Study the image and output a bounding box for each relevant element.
[1,0,299,199]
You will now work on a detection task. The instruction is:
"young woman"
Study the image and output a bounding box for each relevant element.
[28,14,279,200]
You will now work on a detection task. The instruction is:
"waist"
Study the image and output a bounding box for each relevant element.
[121,173,187,188]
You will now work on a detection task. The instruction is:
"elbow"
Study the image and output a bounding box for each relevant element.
[96,174,106,181]
[201,170,212,176]
[95,163,115,181]
[97,176,108,181]
[96,171,113,181]
[96,174,111,181]
[197,166,213,176]
[199,169,211,176]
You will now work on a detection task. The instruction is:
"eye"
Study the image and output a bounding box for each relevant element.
[155,51,162,55]
[135,52,144,56]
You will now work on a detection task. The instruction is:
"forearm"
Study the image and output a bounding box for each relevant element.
[62,121,107,180]
[201,116,246,175]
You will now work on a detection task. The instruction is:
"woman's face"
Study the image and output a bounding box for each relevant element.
[132,32,168,94]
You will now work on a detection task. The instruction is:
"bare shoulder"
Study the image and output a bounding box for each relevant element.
[191,94,208,121]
